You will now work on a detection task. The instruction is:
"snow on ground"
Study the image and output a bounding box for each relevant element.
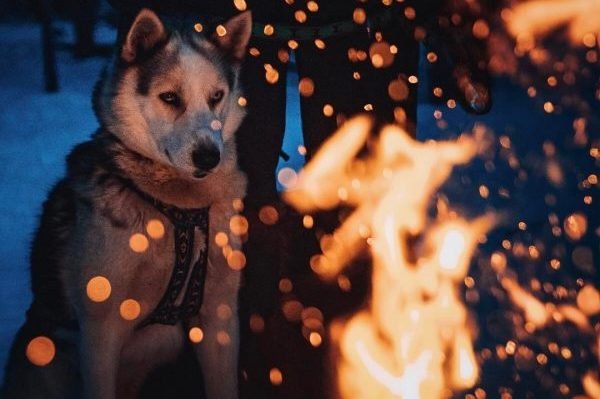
[0,20,116,377]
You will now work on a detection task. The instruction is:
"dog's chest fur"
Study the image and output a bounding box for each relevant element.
[35,132,242,374]
[69,188,208,320]
[56,143,203,317]
[38,131,243,338]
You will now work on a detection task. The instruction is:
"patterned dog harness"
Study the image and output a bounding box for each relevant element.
[128,183,210,328]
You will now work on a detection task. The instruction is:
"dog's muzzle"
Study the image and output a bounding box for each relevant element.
[192,143,220,177]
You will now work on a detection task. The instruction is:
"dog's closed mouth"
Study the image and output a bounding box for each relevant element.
[193,170,209,179]
[164,148,173,162]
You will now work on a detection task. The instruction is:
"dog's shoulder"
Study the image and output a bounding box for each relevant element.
[65,129,118,186]
[64,131,146,230]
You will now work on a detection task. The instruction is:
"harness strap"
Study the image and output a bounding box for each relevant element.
[125,182,211,328]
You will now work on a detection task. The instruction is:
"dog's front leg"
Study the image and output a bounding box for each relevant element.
[79,317,128,399]
[195,290,240,399]
[194,202,243,399]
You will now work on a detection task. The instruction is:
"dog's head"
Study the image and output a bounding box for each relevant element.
[95,9,251,179]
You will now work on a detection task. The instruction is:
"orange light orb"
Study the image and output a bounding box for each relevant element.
[26,336,56,367]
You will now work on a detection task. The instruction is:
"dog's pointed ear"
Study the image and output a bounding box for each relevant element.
[121,8,167,63]
[211,11,252,62]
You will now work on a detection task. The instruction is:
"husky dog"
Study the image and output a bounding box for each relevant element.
[2,8,251,399]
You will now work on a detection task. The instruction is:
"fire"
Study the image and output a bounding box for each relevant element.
[505,0,600,44]
[493,259,596,336]
[285,117,492,398]
[438,228,466,271]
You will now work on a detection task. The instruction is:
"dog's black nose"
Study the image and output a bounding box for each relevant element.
[192,144,220,173]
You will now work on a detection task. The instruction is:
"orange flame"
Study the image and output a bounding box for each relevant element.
[506,0,600,45]
[285,117,492,398]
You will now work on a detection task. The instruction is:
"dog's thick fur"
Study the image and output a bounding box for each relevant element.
[2,9,251,399]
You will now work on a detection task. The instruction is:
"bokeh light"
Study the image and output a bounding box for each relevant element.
[129,233,149,253]
[86,276,112,303]
[119,299,141,321]
[258,205,279,225]
[215,25,227,37]
[227,250,247,270]
[269,368,283,386]
[189,327,204,343]
[229,215,249,236]
[26,336,55,367]
[146,219,165,240]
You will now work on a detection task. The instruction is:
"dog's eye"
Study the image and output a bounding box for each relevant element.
[209,90,224,107]
[159,91,181,107]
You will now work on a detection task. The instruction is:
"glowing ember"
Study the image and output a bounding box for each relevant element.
[282,300,303,322]
[214,231,229,247]
[388,78,409,101]
[263,24,274,36]
[217,304,232,320]
[323,104,334,117]
[227,250,246,270]
[404,7,416,20]
[353,8,366,25]
[264,64,280,84]
[369,42,394,68]
[285,117,490,398]
[298,77,315,97]
[26,336,55,367]
[86,276,112,302]
[215,24,227,37]
[129,233,149,253]
[472,19,490,40]
[294,10,307,23]
[258,205,279,225]
[307,1,318,12]
[249,313,265,333]
[277,49,289,63]
[576,285,600,316]
[269,368,283,385]
[233,0,247,11]
[278,278,293,293]
[496,266,595,333]
[119,299,141,321]
[309,332,322,347]
[287,40,299,50]
[302,215,314,229]
[563,212,588,240]
[146,219,165,239]
[229,215,249,236]
[189,327,204,343]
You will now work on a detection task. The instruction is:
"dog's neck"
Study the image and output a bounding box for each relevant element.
[105,134,243,209]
